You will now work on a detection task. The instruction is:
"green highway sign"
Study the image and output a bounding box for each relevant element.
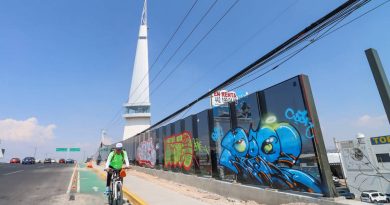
[69,148,81,152]
[56,148,68,152]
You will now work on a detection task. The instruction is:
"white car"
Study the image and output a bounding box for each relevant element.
[360,191,387,203]
[35,159,42,163]
[51,159,56,163]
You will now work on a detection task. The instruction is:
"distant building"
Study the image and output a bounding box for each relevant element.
[336,135,390,196]
[327,152,344,179]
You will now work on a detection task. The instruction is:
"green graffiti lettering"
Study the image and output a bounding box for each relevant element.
[193,138,210,155]
[164,131,194,171]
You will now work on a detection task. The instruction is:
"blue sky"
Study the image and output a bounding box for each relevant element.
[0,0,389,161]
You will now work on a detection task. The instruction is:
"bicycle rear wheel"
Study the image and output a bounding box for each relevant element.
[108,183,114,205]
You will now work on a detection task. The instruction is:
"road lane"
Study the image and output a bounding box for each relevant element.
[0,163,74,205]
[3,169,24,175]
[0,163,26,175]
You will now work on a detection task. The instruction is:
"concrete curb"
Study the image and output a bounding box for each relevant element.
[131,165,348,205]
[90,165,147,205]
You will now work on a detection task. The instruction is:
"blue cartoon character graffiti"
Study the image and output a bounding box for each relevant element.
[219,122,322,193]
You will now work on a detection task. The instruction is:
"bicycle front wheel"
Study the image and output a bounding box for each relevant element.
[114,183,123,205]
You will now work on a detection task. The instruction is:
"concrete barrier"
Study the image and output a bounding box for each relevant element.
[131,166,347,205]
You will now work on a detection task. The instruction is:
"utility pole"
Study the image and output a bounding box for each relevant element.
[33,146,37,158]
[365,48,390,125]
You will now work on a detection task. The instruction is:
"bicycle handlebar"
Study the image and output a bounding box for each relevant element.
[104,166,130,172]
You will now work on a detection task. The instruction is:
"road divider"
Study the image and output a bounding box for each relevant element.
[66,164,78,194]
[91,164,147,205]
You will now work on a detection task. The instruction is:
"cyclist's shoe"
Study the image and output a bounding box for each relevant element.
[104,187,111,195]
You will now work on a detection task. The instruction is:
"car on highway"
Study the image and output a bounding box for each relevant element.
[51,159,56,163]
[386,193,390,203]
[59,158,65,163]
[43,158,52,164]
[360,190,387,203]
[336,187,355,199]
[65,159,75,164]
[10,158,21,163]
[35,159,42,163]
[85,157,92,163]
[22,157,36,164]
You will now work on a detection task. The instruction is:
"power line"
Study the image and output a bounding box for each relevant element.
[316,0,390,41]
[161,0,299,108]
[224,1,360,90]
[134,0,371,135]
[225,0,369,90]
[131,0,220,103]
[227,0,389,92]
[135,0,241,104]
[128,0,200,101]
[104,1,200,131]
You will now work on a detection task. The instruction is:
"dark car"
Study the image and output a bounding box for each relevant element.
[333,181,341,187]
[22,157,36,164]
[66,159,75,164]
[337,187,355,199]
[85,157,92,163]
[59,159,65,164]
[43,158,52,164]
[386,193,390,203]
[10,158,21,163]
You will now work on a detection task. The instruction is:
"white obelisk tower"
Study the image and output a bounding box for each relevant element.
[123,0,151,140]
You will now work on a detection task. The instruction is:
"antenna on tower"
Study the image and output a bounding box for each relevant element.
[141,0,147,26]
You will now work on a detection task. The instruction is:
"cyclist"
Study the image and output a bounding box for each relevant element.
[104,142,130,194]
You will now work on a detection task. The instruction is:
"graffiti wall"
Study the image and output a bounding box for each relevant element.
[99,75,331,195]
[213,77,323,193]
[164,131,194,171]
[136,136,156,167]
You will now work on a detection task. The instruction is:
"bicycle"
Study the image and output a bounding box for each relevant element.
[105,167,129,205]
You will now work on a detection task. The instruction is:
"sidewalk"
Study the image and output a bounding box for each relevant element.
[93,164,209,205]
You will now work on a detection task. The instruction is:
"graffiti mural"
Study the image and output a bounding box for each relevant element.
[164,131,194,171]
[136,137,157,167]
[285,108,314,139]
[219,119,322,193]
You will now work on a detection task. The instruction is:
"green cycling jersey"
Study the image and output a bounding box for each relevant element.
[105,150,129,170]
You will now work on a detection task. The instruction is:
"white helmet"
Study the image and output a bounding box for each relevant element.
[116,143,123,149]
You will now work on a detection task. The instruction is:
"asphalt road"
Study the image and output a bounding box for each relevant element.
[0,163,75,205]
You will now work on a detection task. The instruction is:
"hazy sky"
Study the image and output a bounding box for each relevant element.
[0,0,389,162]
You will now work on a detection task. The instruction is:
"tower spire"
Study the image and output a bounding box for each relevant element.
[141,0,147,26]
[123,0,151,140]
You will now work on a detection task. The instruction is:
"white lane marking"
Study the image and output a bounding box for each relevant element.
[66,164,77,194]
[3,170,24,175]
[92,186,99,192]
[77,169,80,193]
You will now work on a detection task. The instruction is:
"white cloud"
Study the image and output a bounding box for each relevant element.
[356,114,388,128]
[0,117,56,143]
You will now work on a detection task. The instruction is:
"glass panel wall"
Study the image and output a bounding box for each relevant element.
[155,127,164,169]
[163,125,172,171]
[196,110,212,177]
[212,104,235,181]
[184,115,197,174]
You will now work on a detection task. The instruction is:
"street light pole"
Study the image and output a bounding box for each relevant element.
[365,48,390,125]
[33,146,37,158]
